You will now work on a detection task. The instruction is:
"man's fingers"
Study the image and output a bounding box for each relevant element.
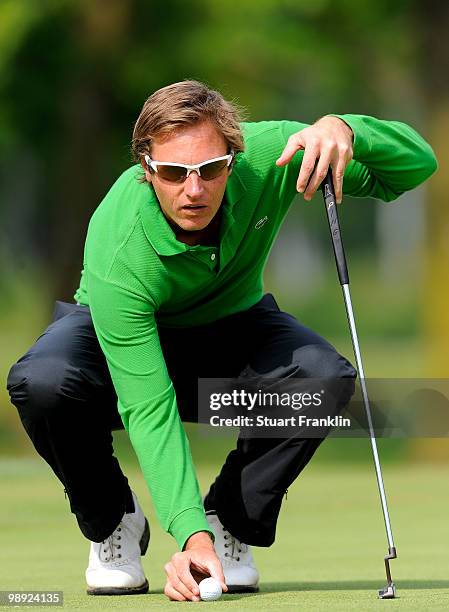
[164,560,200,602]
[178,566,201,597]
[333,163,345,204]
[276,134,305,166]
[205,560,228,592]
[303,148,331,200]
[296,143,319,194]
[333,146,351,203]
[164,582,188,602]
[209,570,228,593]
[190,555,228,593]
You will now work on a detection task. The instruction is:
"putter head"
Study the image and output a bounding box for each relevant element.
[379,547,398,598]
[378,583,396,599]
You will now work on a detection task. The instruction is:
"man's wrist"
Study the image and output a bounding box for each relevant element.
[184,531,215,551]
[318,114,354,143]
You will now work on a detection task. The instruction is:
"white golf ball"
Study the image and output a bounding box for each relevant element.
[199,577,222,601]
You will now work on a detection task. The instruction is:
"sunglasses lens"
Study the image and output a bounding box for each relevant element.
[157,165,187,182]
[153,157,230,182]
[201,159,229,180]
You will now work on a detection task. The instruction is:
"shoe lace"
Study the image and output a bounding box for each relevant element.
[101,524,123,562]
[222,526,248,562]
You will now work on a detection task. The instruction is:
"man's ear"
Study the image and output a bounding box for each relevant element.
[228,153,237,176]
[141,158,152,184]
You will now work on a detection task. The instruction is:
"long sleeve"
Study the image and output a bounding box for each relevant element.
[86,267,213,550]
[278,114,437,202]
[332,113,438,201]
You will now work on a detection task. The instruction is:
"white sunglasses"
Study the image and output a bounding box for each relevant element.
[144,151,234,183]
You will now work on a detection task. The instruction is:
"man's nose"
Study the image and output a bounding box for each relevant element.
[184,171,204,197]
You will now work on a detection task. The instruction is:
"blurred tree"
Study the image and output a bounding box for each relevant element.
[411,0,449,377]
[408,0,449,460]
[0,0,434,303]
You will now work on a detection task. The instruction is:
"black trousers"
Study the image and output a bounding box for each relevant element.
[6,293,356,547]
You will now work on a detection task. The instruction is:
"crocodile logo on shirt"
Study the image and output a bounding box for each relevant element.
[254,216,268,230]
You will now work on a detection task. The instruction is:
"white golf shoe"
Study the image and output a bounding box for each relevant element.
[85,490,150,595]
[206,511,259,593]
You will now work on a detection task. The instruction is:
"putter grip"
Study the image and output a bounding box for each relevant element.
[321,169,349,286]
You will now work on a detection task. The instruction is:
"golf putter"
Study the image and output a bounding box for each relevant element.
[320,169,397,599]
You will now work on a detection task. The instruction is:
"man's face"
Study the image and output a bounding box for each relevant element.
[143,120,231,233]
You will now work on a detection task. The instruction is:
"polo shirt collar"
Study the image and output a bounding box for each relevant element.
[140,164,246,257]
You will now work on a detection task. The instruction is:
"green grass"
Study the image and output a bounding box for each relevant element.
[1,453,449,611]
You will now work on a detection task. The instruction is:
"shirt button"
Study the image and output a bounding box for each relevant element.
[211,253,216,261]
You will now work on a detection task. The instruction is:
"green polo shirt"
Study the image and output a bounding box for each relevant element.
[74,115,437,549]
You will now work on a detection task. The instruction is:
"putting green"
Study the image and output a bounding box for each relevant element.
[1,451,449,611]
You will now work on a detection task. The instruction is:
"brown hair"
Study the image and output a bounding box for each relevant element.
[131,80,246,173]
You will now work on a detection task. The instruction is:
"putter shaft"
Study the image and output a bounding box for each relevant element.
[342,284,396,551]
[321,170,397,598]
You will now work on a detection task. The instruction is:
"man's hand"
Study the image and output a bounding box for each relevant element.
[163,531,228,602]
[276,116,354,203]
